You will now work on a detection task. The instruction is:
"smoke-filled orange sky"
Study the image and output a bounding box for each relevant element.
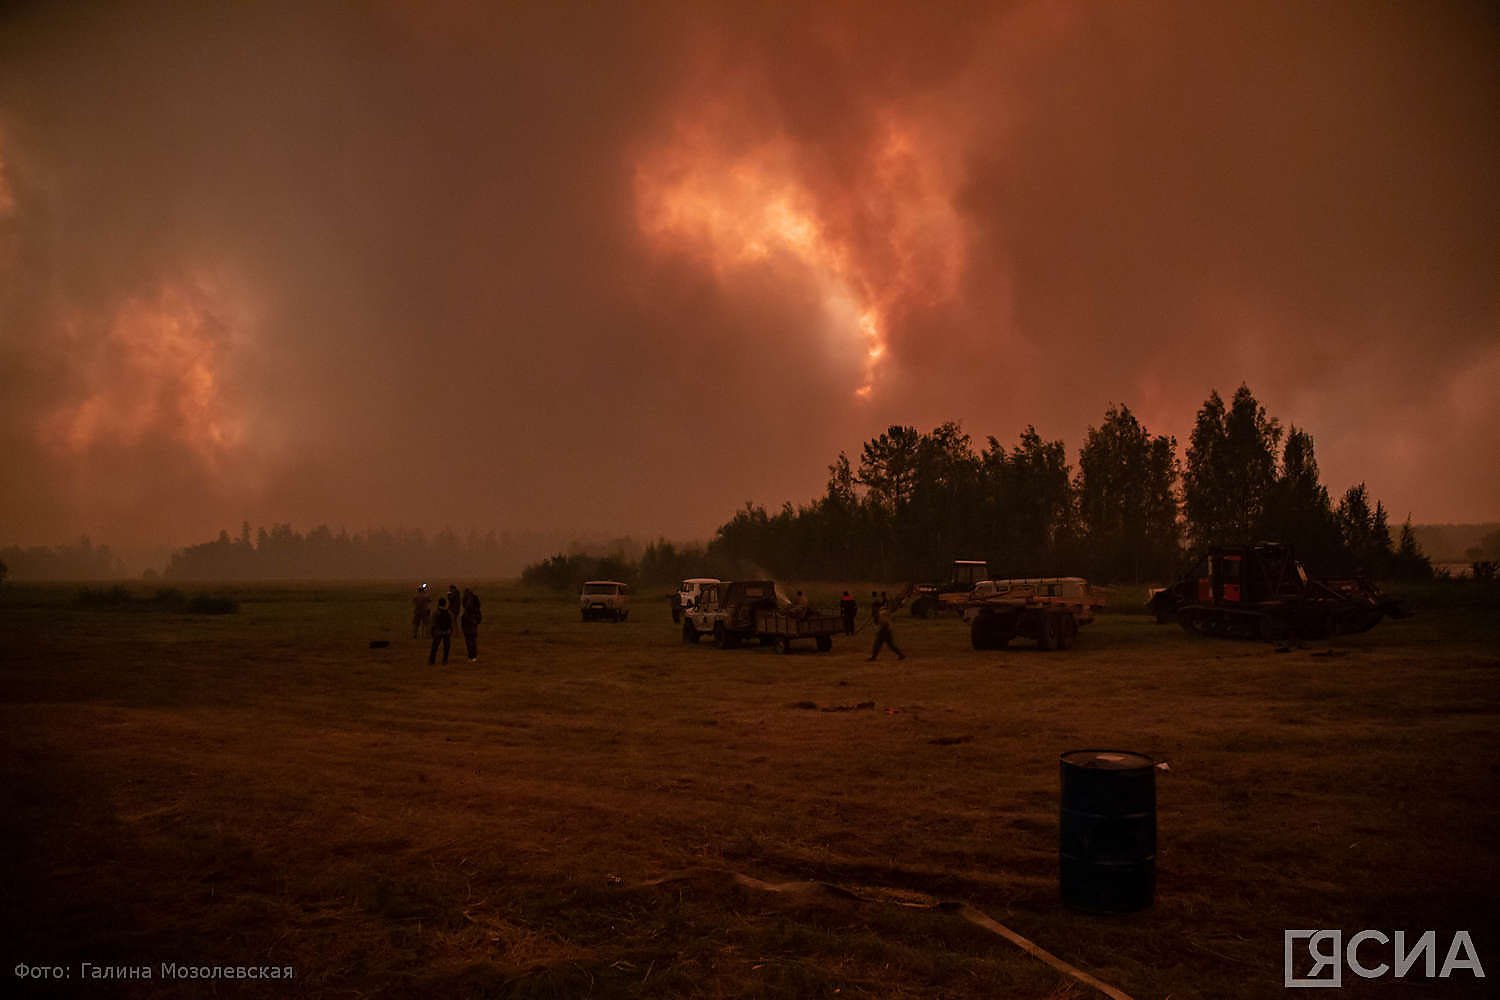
[1,1,1496,555]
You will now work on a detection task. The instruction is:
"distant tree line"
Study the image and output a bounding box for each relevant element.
[688,384,1430,585]
[0,538,125,580]
[162,523,520,580]
[1464,527,1500,564]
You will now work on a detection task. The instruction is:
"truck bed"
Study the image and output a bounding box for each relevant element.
[755,610,843,637]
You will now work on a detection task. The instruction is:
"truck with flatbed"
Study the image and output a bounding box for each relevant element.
[682,580,841,654]
[963,577,1094,651]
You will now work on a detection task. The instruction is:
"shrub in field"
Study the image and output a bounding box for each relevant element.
[72,587,238,613]
[144,588,186,608]
[521,552,636,590]
[184,594,239,614]
[75,585,134,606]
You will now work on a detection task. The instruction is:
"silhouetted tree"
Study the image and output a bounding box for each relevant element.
[1390,517,1433,581]
[1335,484,1393,576]
[1076,405,1180,581]
[981,427,1074,575]
[1261,426,1342,570]
[1185,385,1281,547]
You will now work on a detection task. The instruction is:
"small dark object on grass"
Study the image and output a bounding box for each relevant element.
[930,735,973,746]
[185,594,239,614]
[821,701,876,713]
[1274,644,1292,653]
[369,640,391,649]
[1310,648,1348,658]
[789,701,818,710]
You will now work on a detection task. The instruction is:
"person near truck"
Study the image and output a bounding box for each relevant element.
[868,601,905,661]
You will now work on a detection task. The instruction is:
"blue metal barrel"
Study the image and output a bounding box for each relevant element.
[1059,749,1156,912]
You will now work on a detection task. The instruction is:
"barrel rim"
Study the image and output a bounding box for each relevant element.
[1059,748,1156,770]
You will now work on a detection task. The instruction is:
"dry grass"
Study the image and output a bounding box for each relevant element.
[2,581,1497,998]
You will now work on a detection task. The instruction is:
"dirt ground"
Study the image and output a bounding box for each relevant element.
[2,582,1497,998]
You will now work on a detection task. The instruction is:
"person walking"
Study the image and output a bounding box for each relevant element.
[460,587,482,662]
[412,583,432,638]
[868,600,905,661]
[429,597,454,665]
[839,591,857,635]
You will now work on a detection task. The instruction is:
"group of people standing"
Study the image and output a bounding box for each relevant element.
[411,583,482,664]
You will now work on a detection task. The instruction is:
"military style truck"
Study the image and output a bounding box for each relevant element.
[1147,542,1409,640]
[682,580,841,653]
[963,577,1092,651]
[909,560,990,617]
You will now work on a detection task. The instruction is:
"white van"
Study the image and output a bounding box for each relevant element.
[580,580,630,622]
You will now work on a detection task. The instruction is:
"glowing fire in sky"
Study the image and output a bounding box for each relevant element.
[634,108,965,398]
[44,282,244,464]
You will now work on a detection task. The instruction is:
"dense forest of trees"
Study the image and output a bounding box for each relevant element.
[680,384,1434,586]
[0,538,126,580]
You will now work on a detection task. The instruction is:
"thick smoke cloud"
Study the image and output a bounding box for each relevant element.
[1,1,1495,563]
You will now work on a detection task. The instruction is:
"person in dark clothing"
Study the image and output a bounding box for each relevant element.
[839,591,857,635]
[460,588,482,662]
[868,601,905,661]
[447,585,461,628]
[429,598,453,665]
[412,584,432,638]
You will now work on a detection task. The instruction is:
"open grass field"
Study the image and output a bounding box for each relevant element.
[3,582,1497,998]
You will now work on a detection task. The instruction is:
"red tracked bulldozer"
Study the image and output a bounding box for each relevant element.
[1147,542,1409,640]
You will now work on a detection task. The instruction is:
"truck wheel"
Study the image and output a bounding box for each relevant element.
[682,622,699,644]
[713,623,728,648]
[1038,613,1059,651]
[581,611,589,622]
[776,636,792,654]
[816,635,832,653]
[971,618,1003,650]
[912,598,933,619]
[1057,614,1077,649]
